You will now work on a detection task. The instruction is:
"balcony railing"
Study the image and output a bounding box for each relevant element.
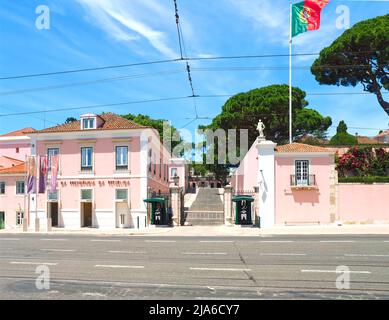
[290,174,317,189]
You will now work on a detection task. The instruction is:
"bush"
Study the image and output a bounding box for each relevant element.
[337,147,389,177]
[339,176,389,183]
[329,132,358,145]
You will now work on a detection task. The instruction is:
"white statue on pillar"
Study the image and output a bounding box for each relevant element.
[256,119,265,140]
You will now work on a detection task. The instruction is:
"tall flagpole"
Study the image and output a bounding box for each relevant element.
[289,0,293,144]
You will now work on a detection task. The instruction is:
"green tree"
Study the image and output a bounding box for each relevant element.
[311,14,389,115]
[329,121,358,145]
[64,117,77,124]
[121,113,185,153]
[204,84,332,146]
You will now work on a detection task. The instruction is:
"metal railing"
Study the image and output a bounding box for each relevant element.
[290,174,316,187]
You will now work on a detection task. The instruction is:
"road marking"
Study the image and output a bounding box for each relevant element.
[345,254,389,257]
[95,264,144,269]
[108,250,146,254]
[301,269,371,274]
[259,241,294,243]
[384,241,389,243]
[320,240,355,243]
[0,238,20,241]
[10,261,58,266]
[90,239,121,242]
[190,267,251,272]
[145,240,176,243]
[41,249,75,252]
[199,240,234,243]
[260,253,306,256]
[183,252,227,255]
[40,239,68,241]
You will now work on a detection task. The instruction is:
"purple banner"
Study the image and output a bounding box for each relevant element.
[50,155,59,193]
[38,156,48,194]
[27,156,36,194]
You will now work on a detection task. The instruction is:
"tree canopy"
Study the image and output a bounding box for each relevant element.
[329,120,358,145]
[311,14,389,115]
[204,84,332,145]
[121,113,183,151]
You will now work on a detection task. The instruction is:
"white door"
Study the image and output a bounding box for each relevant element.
[116,202,128,228]
[295,160,309,186]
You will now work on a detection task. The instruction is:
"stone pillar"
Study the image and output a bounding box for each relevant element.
[253,186,260,227]
[22,218,28,232]
[223,185,233,225]
[256,139,277,228]
[170,186,182,226]
[329,157,339,224]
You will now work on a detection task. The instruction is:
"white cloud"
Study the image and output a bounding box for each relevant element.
[76,0,178,58]
[228,0,290,45]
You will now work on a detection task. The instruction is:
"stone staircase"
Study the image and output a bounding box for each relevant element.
[183,188,224,225]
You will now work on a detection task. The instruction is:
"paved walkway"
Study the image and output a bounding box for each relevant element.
[1,224,389,236]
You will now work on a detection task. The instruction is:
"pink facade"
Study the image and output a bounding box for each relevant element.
[230,142,258,192]
[275,155,333,225]
[338,184,389,223]
[0,114,177,230]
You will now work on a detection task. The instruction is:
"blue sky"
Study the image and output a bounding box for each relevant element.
[0,0,388,138]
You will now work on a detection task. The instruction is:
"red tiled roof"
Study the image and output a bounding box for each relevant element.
[0,127,36,137]
[357,136,381,144]
[0,162,26,174]
[276,143,332,153]
[375,129,389,138]
[0,156,24,166]
[29,113,148,134]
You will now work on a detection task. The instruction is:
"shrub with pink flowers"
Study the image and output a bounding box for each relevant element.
[337,147,389,177]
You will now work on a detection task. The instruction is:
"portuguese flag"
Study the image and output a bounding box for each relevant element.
[292,0,330,37]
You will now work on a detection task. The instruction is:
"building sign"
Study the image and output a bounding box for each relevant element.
[60,180,130,188]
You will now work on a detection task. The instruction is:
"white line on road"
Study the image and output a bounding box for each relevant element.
[40,239,68,241]
[260,253,306,256]
[345,254,389,257]
[199,241,234,243]
[145,240,176,243]
[259,241,294,243]
[108,250,146,254]
[320,240,355,243]
[0,238,20,241]
[190,267,251,272]
[90,239,121,242]
[301,269,371,274]
[10,261,58,266]
[384,241,389,243]
[95,264,144,269]
[183,252,227,255]
[41,249,75,252]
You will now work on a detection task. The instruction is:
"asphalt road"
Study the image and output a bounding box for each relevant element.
[1,234,389,300]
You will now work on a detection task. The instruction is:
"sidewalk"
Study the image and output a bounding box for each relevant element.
[1,224,389,236]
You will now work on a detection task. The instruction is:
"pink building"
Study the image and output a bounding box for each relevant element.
[0,127,34,161]
[1,113,174,230]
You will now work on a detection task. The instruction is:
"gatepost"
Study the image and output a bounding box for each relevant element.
[170,186,182,226]
[223,185,233,225]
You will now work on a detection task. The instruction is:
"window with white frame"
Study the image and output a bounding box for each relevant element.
[48,190,58,201]
[82,118,95,129]
[47,147,59,171]
[0,182,5,195]
[81,147,93,171]
[16,211,24,225]
[115,146,128,170]
[295,160,309,186]
[16,181,25,195]
[115,189,128,201]
[81,189,92,201]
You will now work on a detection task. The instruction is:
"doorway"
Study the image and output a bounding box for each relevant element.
[81,202,92,227]
[48,202,59,227]
[0,212,4,229]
